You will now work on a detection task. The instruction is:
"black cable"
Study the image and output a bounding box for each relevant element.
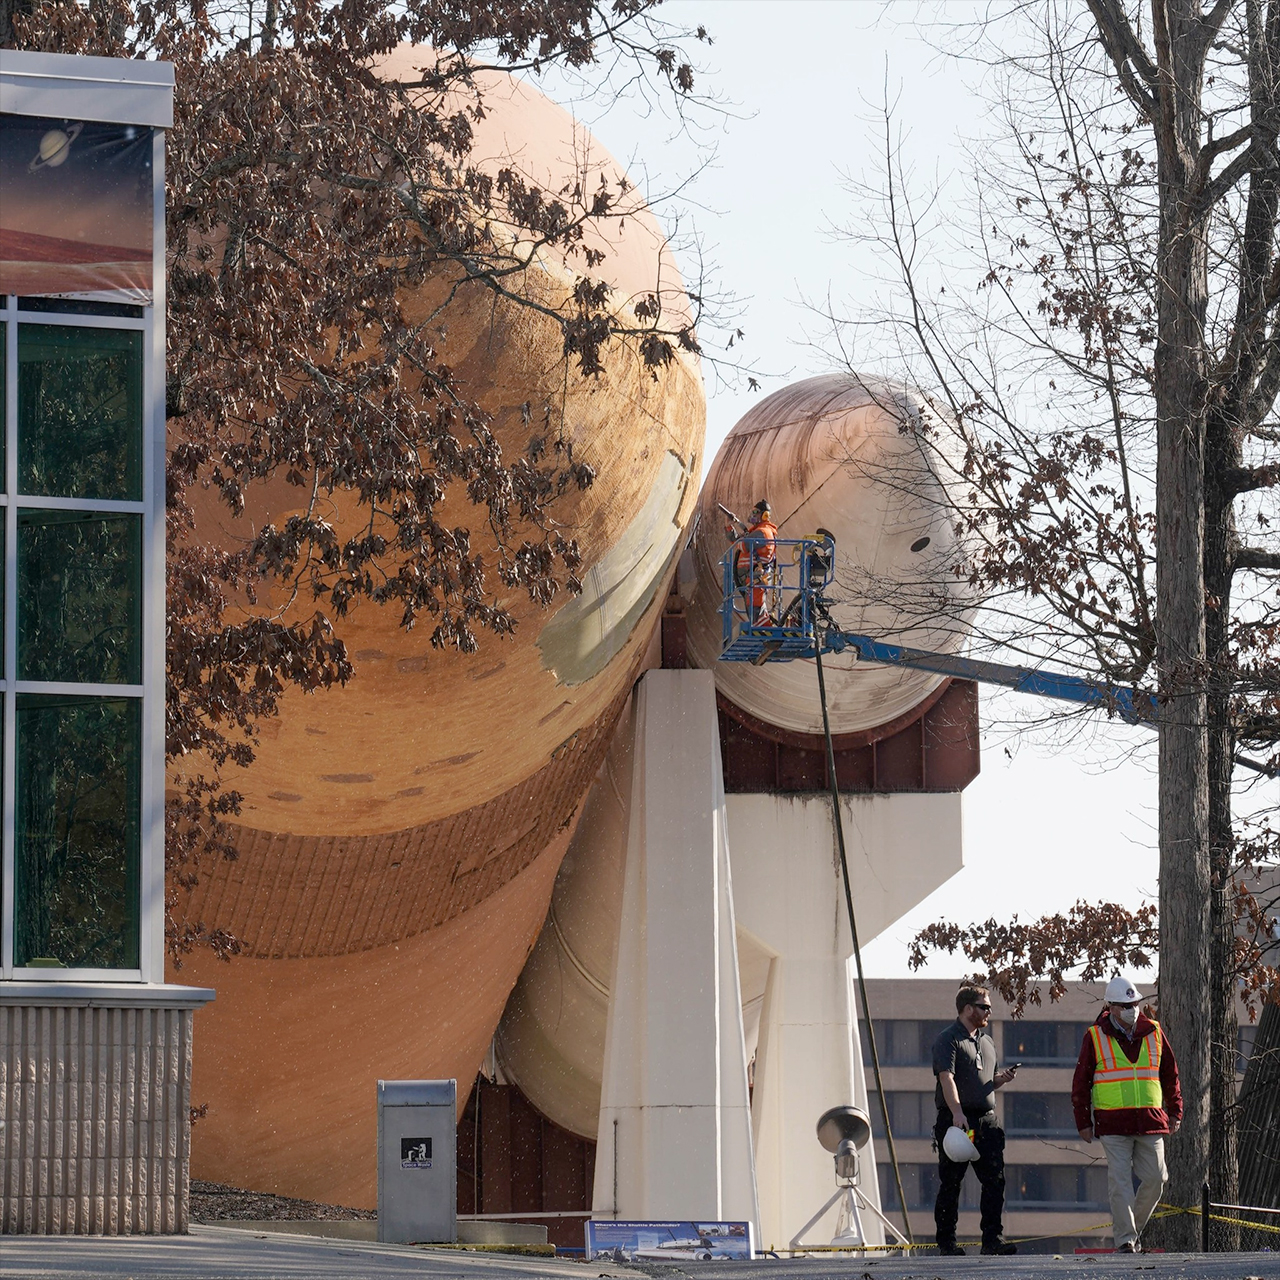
[814,633,914,1245]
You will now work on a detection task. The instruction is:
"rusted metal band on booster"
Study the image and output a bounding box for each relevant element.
[182,680,635,960]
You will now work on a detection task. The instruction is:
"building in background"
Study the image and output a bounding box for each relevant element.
[0,49,213,1235]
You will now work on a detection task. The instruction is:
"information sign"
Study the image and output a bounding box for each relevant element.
[585,1219,753,1261]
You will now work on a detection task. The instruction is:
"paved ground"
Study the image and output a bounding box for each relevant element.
[0,1225,623,1279]
[2,1227,1279,1280]
[628,1254,1280,1279]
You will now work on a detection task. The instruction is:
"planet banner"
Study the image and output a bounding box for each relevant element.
[584,1220,754,1261]
[0,113,154,303]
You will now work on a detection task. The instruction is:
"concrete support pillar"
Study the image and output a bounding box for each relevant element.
[728,791,962,1250]
[593,670,758,1230]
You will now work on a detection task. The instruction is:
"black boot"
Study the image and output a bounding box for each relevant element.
[980,1238,1017,1255]
[937,1241,966,1256]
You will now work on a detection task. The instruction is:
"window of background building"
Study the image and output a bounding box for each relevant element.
[1237,1024,1258,1074]
[3,303,148,973]
[878,1161,1107,1214]
[877,1163,981,1213]
[1005,1163,1108,1210]
[868,1092,936,1138]
[860,1020,955,1067]
[1004,1092,1079,1138]
[1003,1022,1092,1066]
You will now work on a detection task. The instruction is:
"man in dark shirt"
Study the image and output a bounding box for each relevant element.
[930,984,1019,1256]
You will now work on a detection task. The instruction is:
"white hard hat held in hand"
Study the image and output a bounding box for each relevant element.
[943,1126,980,1163]
[1104,976,1142,1004]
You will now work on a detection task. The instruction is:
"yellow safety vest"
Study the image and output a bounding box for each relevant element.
[1089,1022,1164,1112]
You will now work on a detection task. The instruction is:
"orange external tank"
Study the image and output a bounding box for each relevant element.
[174,53,704,1208]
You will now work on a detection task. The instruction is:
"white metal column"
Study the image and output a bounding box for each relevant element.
[727,789,963,1249]
[593,669,759,1230]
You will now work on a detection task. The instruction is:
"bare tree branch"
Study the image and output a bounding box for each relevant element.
[1084,0,1158,115]
[1236,547,1280,571]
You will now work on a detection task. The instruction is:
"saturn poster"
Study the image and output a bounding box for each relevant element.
[0,113,154,302]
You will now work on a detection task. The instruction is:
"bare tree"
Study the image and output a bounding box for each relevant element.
[825,0,1279,1238]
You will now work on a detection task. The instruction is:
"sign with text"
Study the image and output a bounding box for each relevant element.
[585,1220,753,1261]
[400,1137,432,1169]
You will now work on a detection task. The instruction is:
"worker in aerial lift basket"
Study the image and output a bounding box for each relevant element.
[724,499,777,627]
[931,984,1020,1256]
[1072,976,1182,1254]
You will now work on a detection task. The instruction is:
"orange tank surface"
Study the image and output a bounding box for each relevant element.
[182,816,576,1208]
[174,54,704,1205]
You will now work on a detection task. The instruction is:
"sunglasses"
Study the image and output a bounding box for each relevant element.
[972,1003,992,1011]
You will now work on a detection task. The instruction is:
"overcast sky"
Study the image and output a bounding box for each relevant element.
[541,1,1275,983]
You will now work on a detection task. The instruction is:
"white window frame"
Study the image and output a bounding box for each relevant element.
[0,88,168,983]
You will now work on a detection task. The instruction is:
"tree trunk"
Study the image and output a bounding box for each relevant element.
[1204,414,1240,1249]
[1237,1002,1280,1209]
[0,0,35,44]
[1200,0,1280,1239]
[1151,0,1211,1249]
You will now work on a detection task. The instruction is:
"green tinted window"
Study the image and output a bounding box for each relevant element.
[14,695,140,969]
[18,509,141,684]
[18,325,142,500]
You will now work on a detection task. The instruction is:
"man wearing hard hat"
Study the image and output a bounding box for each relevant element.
[724,499,778,627]
[1072,976,1183,1254]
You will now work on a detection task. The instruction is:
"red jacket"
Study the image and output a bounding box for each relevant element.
[1071,1010,1183,1137]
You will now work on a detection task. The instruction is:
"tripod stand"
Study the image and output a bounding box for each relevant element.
[789,1172,911,1252]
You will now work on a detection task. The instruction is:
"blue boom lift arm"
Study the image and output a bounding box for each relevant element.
[718,533,1275,776]
[818,631,1156,726]
[717,533,1159,731]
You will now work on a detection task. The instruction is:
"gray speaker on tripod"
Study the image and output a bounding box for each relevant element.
[788,1105,911,1253]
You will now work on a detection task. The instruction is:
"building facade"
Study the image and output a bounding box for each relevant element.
[0,50,213,1235]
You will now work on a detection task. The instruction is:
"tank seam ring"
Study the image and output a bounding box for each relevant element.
[547,898,610,998]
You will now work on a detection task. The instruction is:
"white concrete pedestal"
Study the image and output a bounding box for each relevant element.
[729,791,962,1250]
[592,670,759,1229]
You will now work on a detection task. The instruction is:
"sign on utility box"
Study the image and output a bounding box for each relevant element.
[377,1079,457,1244]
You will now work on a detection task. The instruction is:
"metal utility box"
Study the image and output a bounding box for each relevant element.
[377,1079,457,1244]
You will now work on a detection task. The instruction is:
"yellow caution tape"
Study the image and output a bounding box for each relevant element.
[1152,1202,1280,1235]
[775,1200,1280,1254]
[1206,1213,1280,1236]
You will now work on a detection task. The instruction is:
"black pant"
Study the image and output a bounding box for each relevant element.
[933,1111,1006,1247]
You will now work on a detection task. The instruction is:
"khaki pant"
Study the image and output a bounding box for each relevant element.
[1099,1133,1167,1248]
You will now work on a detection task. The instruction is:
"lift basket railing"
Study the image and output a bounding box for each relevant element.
[720,535,834,662]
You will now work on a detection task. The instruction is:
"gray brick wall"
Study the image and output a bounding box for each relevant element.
[1,1002,194,1234]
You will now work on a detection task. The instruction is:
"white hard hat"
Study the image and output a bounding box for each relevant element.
[1105,976,1142,1004]
[942,1126,979,1163]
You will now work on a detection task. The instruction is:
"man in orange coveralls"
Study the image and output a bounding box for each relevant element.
[725,499,777,627]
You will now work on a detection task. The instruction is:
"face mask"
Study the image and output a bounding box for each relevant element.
[1113,1005,1139,1029]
